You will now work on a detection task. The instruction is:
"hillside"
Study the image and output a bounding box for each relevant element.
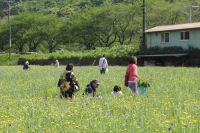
[0,0,200,53]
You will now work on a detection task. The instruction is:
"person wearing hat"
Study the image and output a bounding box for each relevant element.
[83,79,101,97]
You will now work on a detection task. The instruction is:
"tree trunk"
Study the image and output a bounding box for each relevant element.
[48,41,53,53]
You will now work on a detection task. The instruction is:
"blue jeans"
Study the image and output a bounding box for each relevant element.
[128,81,138,95]
[100,68,106,74]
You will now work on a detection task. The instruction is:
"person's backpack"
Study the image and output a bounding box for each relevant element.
[58,71,80,92]
[71,81,80,92]
[102,59,106,67]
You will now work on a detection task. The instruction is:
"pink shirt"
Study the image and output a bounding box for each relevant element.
[125,64,138,82]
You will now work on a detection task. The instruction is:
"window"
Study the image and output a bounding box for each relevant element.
[161,32,169,43]
[180,31,190,40]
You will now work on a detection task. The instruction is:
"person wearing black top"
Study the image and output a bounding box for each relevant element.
[57,64,80,99]
[23,61,30,70]
[83,79,100,97]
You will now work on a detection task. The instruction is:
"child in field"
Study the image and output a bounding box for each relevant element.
[111,85,123,96]
[83,79,101,98]
[124,56,141,95]
[57,64,80,99]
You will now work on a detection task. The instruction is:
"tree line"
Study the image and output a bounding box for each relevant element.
[0,0,200,53]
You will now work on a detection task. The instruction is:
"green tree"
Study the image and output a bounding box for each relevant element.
[66,11,98,49]
[39,15,64,53]
[0,0,8,18]
[24,14,45,51]
[0,18,8,50]
[11,13,35,52]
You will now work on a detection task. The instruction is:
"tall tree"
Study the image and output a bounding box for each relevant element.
[0,18,8,50]
[39,15,64,53]
[11,13,35,52]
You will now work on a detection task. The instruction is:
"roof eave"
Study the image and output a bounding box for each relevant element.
[145,27,200,33]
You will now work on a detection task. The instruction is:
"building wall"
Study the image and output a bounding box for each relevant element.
[147,29,200,49]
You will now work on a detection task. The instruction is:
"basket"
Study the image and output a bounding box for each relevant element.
[138,86,147,94]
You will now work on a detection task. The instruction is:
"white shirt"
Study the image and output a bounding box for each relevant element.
[55,61,59,68]
[111,91,123,96]
[99,57,108,69]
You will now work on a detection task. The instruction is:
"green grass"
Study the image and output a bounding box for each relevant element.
[0,66,200,133]
[0,54,21,66]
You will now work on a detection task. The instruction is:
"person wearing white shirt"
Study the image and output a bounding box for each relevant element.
[111,85,123,96]
[99,54,108,74]
[55,60,59,68]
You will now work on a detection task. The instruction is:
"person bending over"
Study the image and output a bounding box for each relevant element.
[83,79,101,98]
[23,61,30,70]
[58,64,80,99]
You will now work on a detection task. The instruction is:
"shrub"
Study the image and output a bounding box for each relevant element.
[20,45,139,61]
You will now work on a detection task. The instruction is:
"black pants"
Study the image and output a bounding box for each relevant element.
[100,68,106,74]
[60,88,74,98]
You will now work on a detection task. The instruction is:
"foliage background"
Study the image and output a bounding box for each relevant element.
[0,45,138,65]
[0,0,200,53]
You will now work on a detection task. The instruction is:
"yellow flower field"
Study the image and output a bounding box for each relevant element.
[0,66,199,133]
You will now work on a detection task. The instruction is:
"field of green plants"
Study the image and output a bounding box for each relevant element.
[0,45,138,66]
[0,66,200,133]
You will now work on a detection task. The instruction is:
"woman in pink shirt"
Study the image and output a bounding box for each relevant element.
[124,56,141,95]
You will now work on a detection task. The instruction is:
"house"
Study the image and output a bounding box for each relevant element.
[145,22,200,49]
[137,22,200,66]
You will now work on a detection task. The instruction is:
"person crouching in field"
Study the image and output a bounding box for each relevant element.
[57,64,80,99]
[23,61,30,70]
[111,85,123,96]
[125,56,141,95]
[83,79,101,98]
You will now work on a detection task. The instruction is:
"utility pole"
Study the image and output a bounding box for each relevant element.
[68,21,71,51]
[142,0,146,49]
[8,0,12,60]
[189,5,200,23]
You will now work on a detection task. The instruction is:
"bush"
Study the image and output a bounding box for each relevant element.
[0,45,139,65]
[143,46,183,52]
[19,45,139,61]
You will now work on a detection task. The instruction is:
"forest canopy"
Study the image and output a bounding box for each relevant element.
[0,0,200,52]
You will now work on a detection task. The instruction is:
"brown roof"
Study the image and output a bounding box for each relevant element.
[145,22,200,33]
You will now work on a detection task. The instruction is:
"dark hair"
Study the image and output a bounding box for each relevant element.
[90,79,100,85]
[113,85,121,92]
[103,54,106,57]
[66,64,74,71]
[129,56,137,64]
